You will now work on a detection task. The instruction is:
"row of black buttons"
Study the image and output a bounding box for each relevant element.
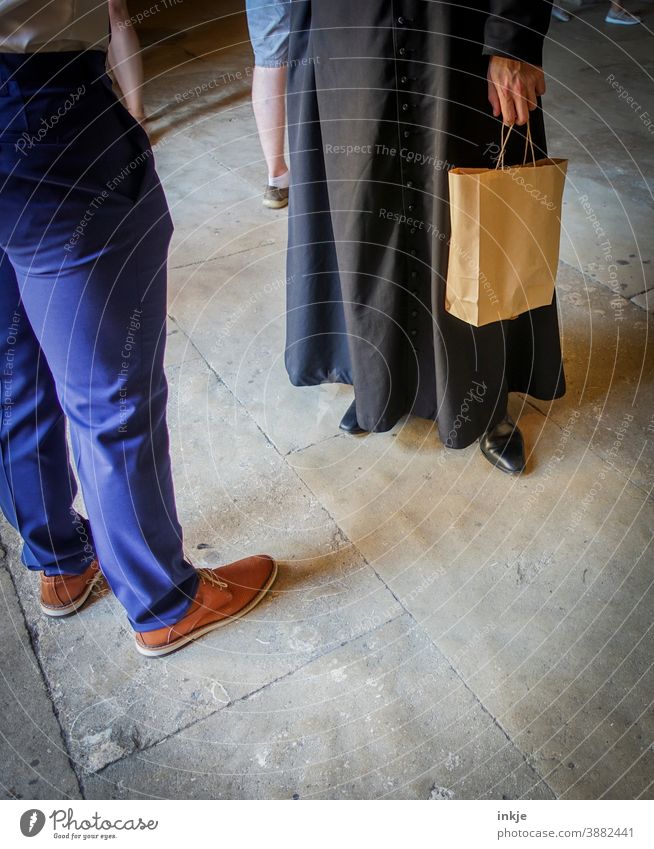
[394,10,423,356]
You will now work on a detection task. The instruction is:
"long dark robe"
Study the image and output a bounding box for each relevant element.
[285,0,565,448]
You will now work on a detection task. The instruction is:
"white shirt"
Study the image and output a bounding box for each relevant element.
[0,0,109,53]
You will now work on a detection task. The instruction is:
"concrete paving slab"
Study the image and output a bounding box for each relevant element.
[83,615,555,800]
[168,250,352,457]
[545,9,654,302]
[184,108,276,193]
[0,566,80,800]
[532,262,654,492]
[630,291,654,313]
[553,126,654,209]
[560,174,652,298]
[136,3,254,148]
[143,58,254,150]
[164,321,202,369]
[287,405,654,799]
[159,152,278,270]
[155,137,230,193]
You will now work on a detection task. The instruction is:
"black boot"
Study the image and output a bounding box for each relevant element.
[479,415,526,475]
[339,399,366,435]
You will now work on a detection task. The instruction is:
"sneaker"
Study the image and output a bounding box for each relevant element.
[263,185,289,209]
[134,555,277,657]
[605,7,642,24]
[551,6,571,22]
[40,560,103,617]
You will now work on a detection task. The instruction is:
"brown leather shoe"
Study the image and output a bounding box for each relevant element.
[134,555,277,657]
[40,560,102,617]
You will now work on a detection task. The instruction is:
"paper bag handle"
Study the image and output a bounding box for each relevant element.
[495,119,536,170]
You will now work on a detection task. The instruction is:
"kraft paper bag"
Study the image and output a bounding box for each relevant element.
[445,123,568,327]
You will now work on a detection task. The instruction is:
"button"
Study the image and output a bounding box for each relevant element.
[411,288,418,295]
[402,103,410,112]
[410,228,416,234]
[410,272,418,279]
[398,16,406,25]
[403,130,411,139]
[411,310,418,317]
[410,329,418,336]
[410,249,417,256]
[408,204,415,212]
[400,76,408,84]
[406,180,414,188]
[398,47,406,56]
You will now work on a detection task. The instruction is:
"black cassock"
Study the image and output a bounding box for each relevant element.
[285,0,566,448]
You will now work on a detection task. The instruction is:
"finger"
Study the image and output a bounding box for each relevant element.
[513,90,529,125]
[497,83,516,125]
[525,80,538,113]
[487,79,501,117]
[506,76,530,125]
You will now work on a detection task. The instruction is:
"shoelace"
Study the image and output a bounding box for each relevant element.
[196,568,229,591]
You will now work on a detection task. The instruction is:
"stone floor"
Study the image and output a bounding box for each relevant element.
[1,2,653,800]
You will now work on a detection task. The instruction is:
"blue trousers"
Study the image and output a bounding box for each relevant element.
[0,50,198,631]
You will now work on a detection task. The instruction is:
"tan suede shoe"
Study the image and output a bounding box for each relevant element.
[40,560,102,617]
[263,185,289,209]
[134,555,277,657]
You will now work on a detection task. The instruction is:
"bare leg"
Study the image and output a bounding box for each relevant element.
[107,0,146,123]
[251,65,289,179]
